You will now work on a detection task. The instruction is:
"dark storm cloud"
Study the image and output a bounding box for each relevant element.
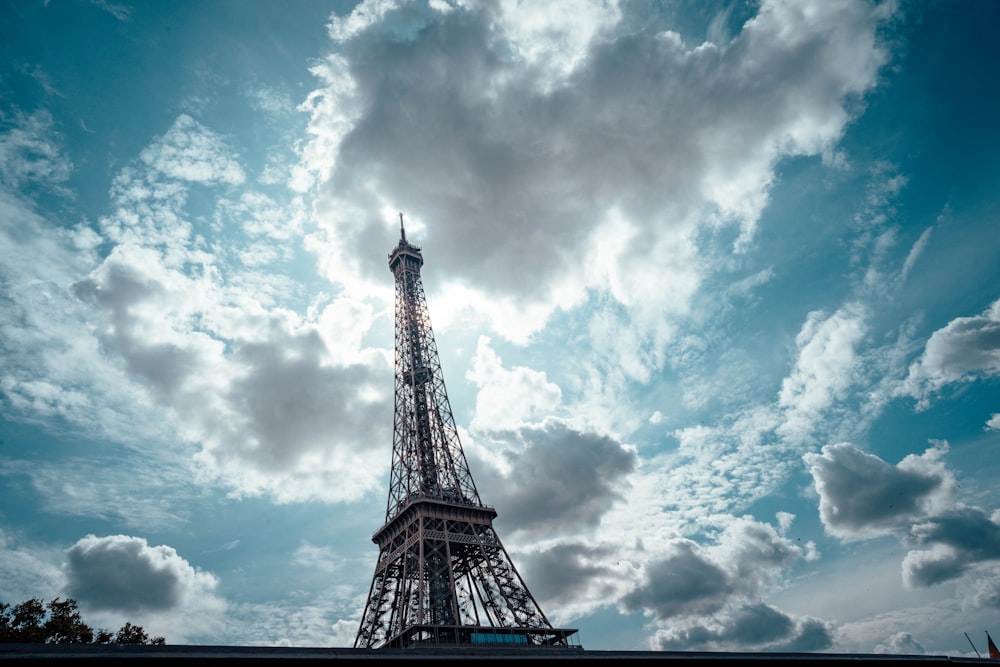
[319,0,890,298]
[65,535,215,613]
[804,443,952,538]
[652,603,832,652]
[473,420,637,536]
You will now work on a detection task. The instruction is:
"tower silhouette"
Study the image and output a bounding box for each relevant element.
[355,215,579,650]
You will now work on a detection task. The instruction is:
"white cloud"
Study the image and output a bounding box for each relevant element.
[0,181,166,452]
[0,0,939,653]
[0,108,72,190]
[291,543,342,575]
[900,226,932,284]
[902,508,1000,589]
[330,619,358,648]
[496,0,622,91]
[301,0,893,368]
[467,335,561,431]
[516,541,626,622]
[874,631,926,655]
[0,107,396,506]
[0,529,66,604]
[2,453,201,531]
[957,564,1000,613]
[67,534,217,612]
[74,245,392,502]
[778,305,867,442]
[902,298,1000,408]
[651,603,832,652]
[987,413,1000,431]
[139,114,245,186]
[91,0,132,21]
[216,190,302,242]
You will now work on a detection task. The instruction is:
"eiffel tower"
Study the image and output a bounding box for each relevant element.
[354,215,580,650]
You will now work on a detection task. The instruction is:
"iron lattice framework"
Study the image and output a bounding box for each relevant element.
[355,217,579,650]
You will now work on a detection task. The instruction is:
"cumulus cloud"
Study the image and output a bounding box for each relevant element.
[622,540,734,619]
[66,534,216,613]
[987,414,1000,431]
[874,631,926,655]
[622,518,803,619]
[301,0,893,354]
[466,336,561,432]
[0,119,153,452]
[0,101,396,506]
[517,541,622,617]
[65,534,226,642]
[473,419,636,538]
[958,565,1000,612]
[902,508,1000,588]
[806,443,1000,590]
[0,1,919,651]
[0,103,394,510]
[901,298,1000,408]
[651,603,832,652]
[619,516,825,651]
[805,442,955,539]
[73,244,392,503]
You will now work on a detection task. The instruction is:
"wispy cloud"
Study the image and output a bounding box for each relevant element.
[90,0,132,22]
[0,109,72,190]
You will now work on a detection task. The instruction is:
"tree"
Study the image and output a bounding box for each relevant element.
[43,597,93,644]
[114,622,165,645]
[0,598,165,645]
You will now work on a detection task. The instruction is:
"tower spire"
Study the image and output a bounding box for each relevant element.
[354,220,580,651]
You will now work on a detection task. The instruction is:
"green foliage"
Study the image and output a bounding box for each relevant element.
[0,598,165,645]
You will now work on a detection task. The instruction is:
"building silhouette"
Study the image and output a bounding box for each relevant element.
[354,216,579,650]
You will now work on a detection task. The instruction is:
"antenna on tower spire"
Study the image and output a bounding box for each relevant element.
[398,212,406,242]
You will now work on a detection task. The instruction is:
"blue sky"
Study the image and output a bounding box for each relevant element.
[2,0,999,655]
